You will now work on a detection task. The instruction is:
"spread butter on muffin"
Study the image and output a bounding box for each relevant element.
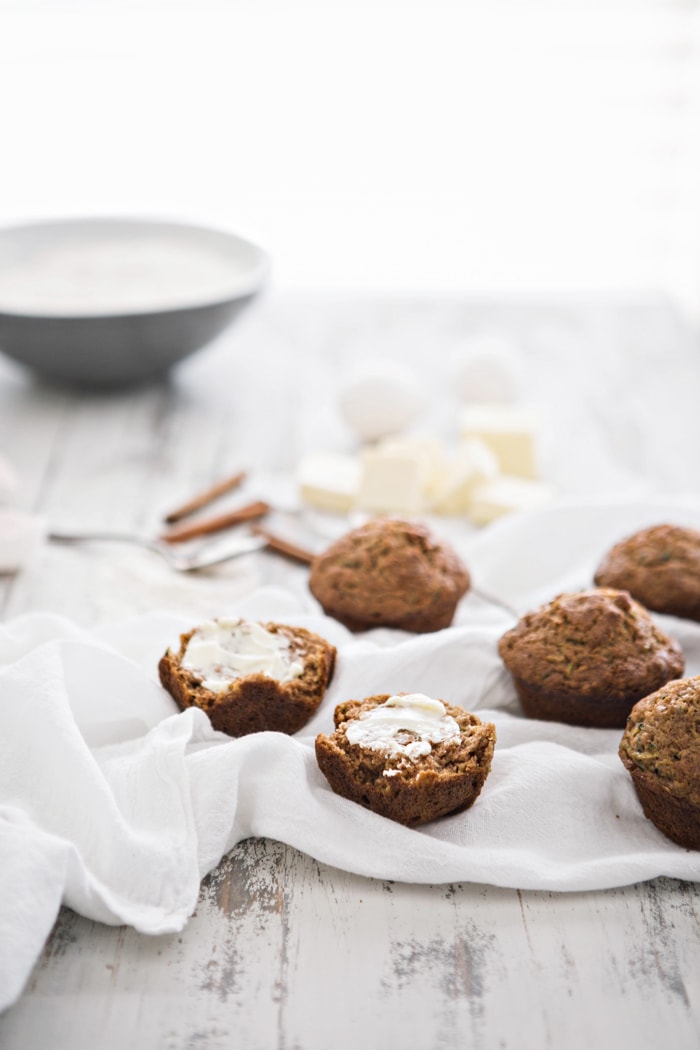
[315,692,496,826]
[308,517,470,633]
[619,676,700,851]
[594,523,700,622]
[158,618,336,737]
[498,587,684,728]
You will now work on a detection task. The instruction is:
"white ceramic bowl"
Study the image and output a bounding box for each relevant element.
[0,217,269,387]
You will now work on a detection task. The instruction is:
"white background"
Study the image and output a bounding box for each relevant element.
[1,0,700,318]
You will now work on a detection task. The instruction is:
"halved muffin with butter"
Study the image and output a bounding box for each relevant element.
[315,692,496,826]
[159,618,336,737]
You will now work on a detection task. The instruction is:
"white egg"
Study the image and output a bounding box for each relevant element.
[0,509,45,574]
[451,334,523,404]
[0,454,19,503]
[338,361,426,442]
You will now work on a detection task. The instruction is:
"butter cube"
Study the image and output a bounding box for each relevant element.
[430,439,499,515]
[376,436,445,498]
[357,447,426,514]
[298,452,361,514]
[458,404,539,479]
[468,476,554,526]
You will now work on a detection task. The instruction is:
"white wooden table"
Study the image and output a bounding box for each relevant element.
[0,291,699,1049]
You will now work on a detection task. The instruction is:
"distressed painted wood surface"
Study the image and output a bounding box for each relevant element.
[0,293,699,1048]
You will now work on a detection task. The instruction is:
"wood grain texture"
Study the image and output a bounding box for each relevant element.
[1,293,700,1048]
[1,841,699,1050]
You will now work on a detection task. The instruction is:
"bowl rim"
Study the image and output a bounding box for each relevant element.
[0,215,270,320]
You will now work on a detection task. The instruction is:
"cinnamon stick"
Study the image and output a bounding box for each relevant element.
[251,524,316,565]
[164,470,247,524]
[161,500,270,544]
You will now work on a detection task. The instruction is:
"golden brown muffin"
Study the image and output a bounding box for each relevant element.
[315,692,496,826]
[159,618,336,737]
[594,523,700,622]
[498,588,684,728]
[308,517,470,633]
[619,676,700,850]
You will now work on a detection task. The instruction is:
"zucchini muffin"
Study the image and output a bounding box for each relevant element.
[498,588,684,728]
[309,517,470,633]
[159,618,336,737]
[594,523,700,622]
[315,692,496,826]
[619,676,700,851]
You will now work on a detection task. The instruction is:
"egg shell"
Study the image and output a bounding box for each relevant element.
[451,334,523,404]
[0,509,45,573]
[338,361,425,442]
[0,455,19,502]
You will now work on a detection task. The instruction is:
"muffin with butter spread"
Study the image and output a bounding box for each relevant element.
[309,517,470,633]
[315,692,496,826]
[619,675,700,851]
[594,523,700,622]
[158,618,336,737]
[498,587,684,728]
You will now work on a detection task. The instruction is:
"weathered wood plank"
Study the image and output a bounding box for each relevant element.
[2,840,699,1050]
[2,294,700,1048]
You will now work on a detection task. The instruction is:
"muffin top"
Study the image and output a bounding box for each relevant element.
[179,619,306,692]
[329,692,489,778]
[498,587,684,701]
[594,524,700,619]
[309,517,470,632]
[619,676,700,808]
